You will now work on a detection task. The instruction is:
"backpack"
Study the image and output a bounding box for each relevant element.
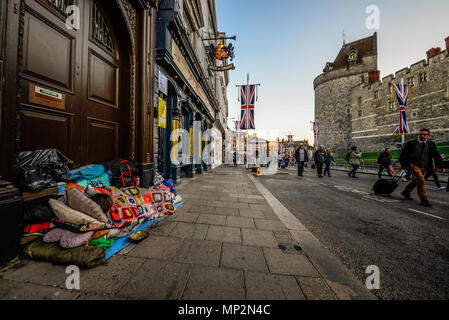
[345,152,351,162]
[109,160,139,188]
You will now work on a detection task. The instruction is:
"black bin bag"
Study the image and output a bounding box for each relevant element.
[18,149,71,192]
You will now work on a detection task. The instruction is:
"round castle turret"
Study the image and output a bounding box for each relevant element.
[314,33,378,156]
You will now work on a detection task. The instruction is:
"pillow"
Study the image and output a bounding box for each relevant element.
[49,198,102,225]
[66,188,109,223]
[43,228,94,249]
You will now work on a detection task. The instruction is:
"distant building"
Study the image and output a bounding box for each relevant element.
[314,32,449,155]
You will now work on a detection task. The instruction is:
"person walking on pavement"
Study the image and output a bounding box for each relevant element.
[347,147,362,178]
[314,145,327,178]
[295,144,309,176]
[399,128,445,207]
[323,148,335,177]
[377,148,393,179]
[424,156,446,190]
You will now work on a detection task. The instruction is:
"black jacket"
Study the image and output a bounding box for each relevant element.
[399,139,442,169]
[377,152,392,167]
[295,148,309,162]
[314,149,326,163]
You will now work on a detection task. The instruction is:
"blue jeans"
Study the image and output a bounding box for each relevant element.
[378,165,392,179]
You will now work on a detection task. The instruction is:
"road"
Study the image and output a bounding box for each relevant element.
[258,164,449,299]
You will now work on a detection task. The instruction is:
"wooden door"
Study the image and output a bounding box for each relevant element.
[18,0,130,167]
[81,0,129,164]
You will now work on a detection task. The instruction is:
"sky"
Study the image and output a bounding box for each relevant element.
[215,0,449,142]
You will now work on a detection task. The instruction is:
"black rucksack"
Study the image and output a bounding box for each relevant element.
[108,160,139,188]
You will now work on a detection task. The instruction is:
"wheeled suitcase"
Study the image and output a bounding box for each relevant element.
[373,170,404,196]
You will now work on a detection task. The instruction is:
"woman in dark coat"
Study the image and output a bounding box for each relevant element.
[323,148,335,177]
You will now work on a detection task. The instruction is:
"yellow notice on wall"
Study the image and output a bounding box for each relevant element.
[158,98,167,128]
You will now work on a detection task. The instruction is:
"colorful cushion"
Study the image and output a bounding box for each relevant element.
[66,188,109,223]
[49,199,102,225]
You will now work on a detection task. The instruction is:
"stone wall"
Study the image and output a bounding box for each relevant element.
[351,50,449,153]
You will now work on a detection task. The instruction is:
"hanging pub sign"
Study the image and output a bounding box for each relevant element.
[208,42,235,72]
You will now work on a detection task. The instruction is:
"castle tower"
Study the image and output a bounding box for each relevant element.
[314,33,378,155]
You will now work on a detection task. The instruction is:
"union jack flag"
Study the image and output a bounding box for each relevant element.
[313,121,319,137]
[393,84,411,135]
[239,85,256,130]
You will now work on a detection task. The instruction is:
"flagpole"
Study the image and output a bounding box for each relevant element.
[401,77,405,145]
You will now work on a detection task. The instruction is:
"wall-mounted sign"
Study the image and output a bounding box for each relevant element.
[159,71,168,96]
[208,64,235,72]
[158,97,167,128]
[208,42,236,72]
[29,84,65,110]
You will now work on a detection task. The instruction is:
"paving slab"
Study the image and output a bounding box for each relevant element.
[126,235,184,260]
[181,265,245,300]
[221,243,268,272]
[214,207,240,216]
[244,271,306,300]
[263,248,320,277]
[0,279,79,300]
[227,202,250,209]
[172,239,222,267]
[296,276,337,300]
[241,229,279,248]
[239,208,266,219]
[169,222,209,240]
[206,226,242,244]
[197,214,226,226]
[148,220,178,236]
[118,259,193,300]
[171,212,200,223]
[254,219,289,232]
[2,261,68,288]
[77,256,145,296]
[226,216,256,229]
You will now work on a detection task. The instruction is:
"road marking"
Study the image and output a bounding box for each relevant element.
[408,208,445,220]
[362,195,400,203]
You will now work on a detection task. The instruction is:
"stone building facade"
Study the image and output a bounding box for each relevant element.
[315,32,449,156]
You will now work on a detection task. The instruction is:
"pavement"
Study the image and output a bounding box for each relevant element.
[0,165,376,300]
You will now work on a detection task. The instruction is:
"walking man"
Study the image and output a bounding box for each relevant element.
[377,148,393,179]
[314,145,327,178]
[347,147,362,178]
[399,128,445,207]
[295,144,309,176]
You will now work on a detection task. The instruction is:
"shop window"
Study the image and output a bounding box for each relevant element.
[92,2,115,53]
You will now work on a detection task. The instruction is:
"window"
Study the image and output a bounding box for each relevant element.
[347,108,351,114]
[408,77,414,85]
[374,90,379,99]
[358,110,362,118]
[40,0,74,16]
[419,72,428,83]
[329,89,332,95]
[390,102,395,110]
[412,112,417,118]
[323,111,326,118]
[358,97,362,106]
[92,3,115,53]
[336,136,341,144]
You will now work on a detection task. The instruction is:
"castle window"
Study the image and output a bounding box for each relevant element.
[323,112,326,118]
[358,110,362,118]
[347,108,351,114]
[412,112,417,118]
[374,90,379,99]
[358,97,362,106]
[408,77,414,85]
[329,89,332,95]
[336,136,341,144]
[419,73,428,83]
[390,102,395,110]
